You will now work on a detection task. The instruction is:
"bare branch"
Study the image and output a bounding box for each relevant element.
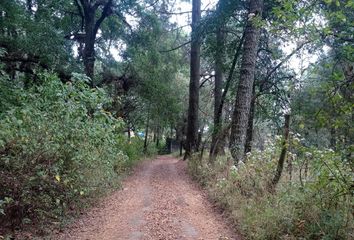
[199,75,214,88]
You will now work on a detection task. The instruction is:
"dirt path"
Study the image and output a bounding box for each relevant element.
[57,156,239,240]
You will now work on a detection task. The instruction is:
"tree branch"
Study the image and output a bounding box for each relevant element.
[199,75,214,88]
[216,28,246,118]
[93,0,107,10]
[157,10,209,15]
[261,40,311,86]
[93,0,113,35]
[78,0,89,11]
[1,54,71,81]
[74,0,85,31]
[159,40,191,53]
[115,12,133,31]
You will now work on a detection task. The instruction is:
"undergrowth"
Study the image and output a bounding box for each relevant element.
[0,72,152,236]
[188,138,353,240]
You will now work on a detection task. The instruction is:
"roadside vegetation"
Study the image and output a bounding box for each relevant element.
[189,139,353,239]
[1,0,353,239]
[0,72,155,234]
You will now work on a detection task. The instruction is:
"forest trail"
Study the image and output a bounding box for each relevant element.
[56,156,239,240]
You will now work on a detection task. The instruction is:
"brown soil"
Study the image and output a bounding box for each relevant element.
[56,156,240,240]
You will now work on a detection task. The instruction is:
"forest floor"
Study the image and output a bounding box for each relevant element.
[55,155,239,240]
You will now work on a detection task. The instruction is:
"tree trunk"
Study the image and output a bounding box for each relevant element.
[156,127,160,148]
[213,30,245,149]
[244,83,256,155]
[214,26,245,132]
[144,109,150,153]
[83,11,96,85]
[72,0,113,86]
[26,0,33,14]
[179,141,183,157]
[153,130,157,142]
[184,0,201,160]
[196,125,204,152]
[287,154,292,181]
[271,114,290,187]
[229,0,263,164]
[127,124,131,140]
[210,25,225,159]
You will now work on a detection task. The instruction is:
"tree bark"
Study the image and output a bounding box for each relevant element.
[144,109,150,153]
[215,30,245,132]
[244,83,256,155]
[184,0,201,160]
[229,0,263,164]
[83,26,96,84]
[153,128,157,142]
[196,125,204,152]
[179,141,183,157]
[271,114,290,188]
[210,25,225,159]
[209,33,245,158]
[156,127,160,148]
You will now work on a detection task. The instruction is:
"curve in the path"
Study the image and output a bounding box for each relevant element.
[57,156,239,240]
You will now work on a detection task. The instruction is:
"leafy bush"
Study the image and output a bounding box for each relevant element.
[145,143,159,157]
[116,137,146,173]
[0,72,140,231]
[189,137,353,239]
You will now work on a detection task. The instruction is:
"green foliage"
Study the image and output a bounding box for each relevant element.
[0,0,352,238]
[124,13,188,130]
[144,143,159,157]
[117,137,158,171]
[291,54,353,154]
[121,137,145,164]
[189,138,353,240]
[0,0,76,70]
[0,72,143,230]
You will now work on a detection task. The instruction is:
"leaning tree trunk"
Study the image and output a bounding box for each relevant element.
[184,0,201,160]
[210,25,225,159]
[229,0,263,164]
[271,114,290,188]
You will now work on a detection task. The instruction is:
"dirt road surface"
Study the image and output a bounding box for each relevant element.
[57,156,239,240]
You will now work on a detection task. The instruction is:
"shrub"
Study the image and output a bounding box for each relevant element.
[116,137,146,173]
[145,143,159,157]
[189,138,353,239]
[0,72,137,232]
